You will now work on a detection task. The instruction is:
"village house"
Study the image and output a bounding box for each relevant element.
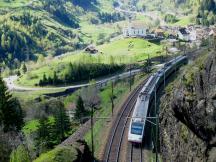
[177,27,195,42]
[85,45,98,54]
[123,22,147,37]
[178,28,190,41]
[154,28,165,38]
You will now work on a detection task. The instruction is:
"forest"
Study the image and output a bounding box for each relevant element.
[197,0,216,26]
[0,75,75,161]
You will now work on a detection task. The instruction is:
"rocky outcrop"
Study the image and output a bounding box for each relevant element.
[160,51,216,162]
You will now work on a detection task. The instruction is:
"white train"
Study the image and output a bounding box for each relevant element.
[128,55,187,143]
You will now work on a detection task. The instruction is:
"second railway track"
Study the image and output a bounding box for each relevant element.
[104,77,149,162]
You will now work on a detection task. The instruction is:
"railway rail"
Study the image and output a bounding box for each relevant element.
[129,143,143,162]
[103,77,149,162]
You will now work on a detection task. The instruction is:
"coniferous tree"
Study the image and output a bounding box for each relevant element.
[1,33,6,50]
[0,76,24,132]
[42,73,47,85]
[53,71,58,85]
[21,63,27,74]
[17,70,21,76]
[36,117,50,154]
[54,102,71,142]
[75,96,85,122]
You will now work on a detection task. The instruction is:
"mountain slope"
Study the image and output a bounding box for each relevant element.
[0,0,124,69]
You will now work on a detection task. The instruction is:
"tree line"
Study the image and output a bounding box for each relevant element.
[72,0,97,9]
[38,63,125,86]
[0,75,24,161]
[98,12,125,24]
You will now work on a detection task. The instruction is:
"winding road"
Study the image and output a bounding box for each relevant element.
[3,69,142,91]
[115,0,166,25]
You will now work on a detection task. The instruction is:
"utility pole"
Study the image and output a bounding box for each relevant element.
[208,36,211,50]
[163,68,166,90]
[129,64,132,91]
[156,114,159,162]
[165,46,168,62]
[214,36,216,50]
[148,53,150,73]
[154,86,157,115]
[83,115,114,162]
[178,40,180,49]
[111,81,114,116]
[91,106,94,161]
[154,85,158,162]
[184,42,186,55]
[175,52,177,75]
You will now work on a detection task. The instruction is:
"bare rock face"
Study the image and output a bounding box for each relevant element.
[160,52,216,162]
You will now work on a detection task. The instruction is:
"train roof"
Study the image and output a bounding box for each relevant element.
[132,94,150,120]
[131,55,187,122]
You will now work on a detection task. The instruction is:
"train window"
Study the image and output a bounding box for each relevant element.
[131,122,143,135]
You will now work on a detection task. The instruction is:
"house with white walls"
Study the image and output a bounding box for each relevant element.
[123,22,147,37]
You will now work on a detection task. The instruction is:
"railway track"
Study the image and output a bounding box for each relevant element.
[103,48,205,162]
[103,78,149,162]
[130,143,143,162]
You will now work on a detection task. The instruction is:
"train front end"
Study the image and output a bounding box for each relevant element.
[128,120,144,143]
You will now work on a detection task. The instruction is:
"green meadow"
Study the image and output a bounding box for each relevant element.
[16,38,164,87]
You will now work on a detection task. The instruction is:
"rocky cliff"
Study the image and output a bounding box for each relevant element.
[159,51,216,162]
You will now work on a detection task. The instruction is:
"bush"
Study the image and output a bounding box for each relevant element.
[33,146,77,162]
[164,14,178,23]
[10,144,31,162]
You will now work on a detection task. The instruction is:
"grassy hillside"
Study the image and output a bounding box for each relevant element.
[16,38,164,86]
[98,38,162,61]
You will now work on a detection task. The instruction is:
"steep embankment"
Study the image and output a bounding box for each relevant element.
[160,51,216,162]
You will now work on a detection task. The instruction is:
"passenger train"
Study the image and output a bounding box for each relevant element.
[128,55,187,143]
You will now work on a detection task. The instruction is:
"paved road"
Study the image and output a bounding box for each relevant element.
[115,1,165,25]
[3,69,142,91]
